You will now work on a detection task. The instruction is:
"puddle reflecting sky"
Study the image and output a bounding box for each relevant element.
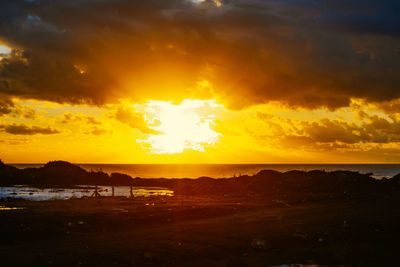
[0,205,24,211]
[0,186,173,201]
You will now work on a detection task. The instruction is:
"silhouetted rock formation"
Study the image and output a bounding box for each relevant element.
[110,173,136,185]
[0,160,400,200]
[0,159,19,184]
[0,160,113,186]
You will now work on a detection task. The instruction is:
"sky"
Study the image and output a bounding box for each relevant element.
[0,0,400,163]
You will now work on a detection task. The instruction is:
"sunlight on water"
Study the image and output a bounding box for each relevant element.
[0,186,173,201]
[0,205,24,211]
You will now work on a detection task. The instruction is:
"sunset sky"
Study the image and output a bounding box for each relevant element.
[0,0,400,163]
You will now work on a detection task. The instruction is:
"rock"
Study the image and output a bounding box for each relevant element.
[251,238,270,250]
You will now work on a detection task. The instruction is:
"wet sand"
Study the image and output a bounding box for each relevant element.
[1,194,400,266]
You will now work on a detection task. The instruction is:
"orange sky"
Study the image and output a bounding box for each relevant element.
[2,97,400,163]
[1,0,400,163]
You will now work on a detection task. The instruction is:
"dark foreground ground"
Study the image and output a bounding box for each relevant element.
[1,194,400,267]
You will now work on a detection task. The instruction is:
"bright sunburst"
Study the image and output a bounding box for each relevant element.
[139,99,221,154]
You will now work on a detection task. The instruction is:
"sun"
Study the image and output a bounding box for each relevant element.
[138,99,222,154]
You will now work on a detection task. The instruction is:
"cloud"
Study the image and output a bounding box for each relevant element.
[114,106,160,134]
[0,98,39,119]
[86,116,101,125]
[0,0,399,109]
[61,112,81,123]
[88,126,108,136]
[0,123,60,135]
[61,113,101,125]
[247,107,400,153]
[20,107,36,119]
[279,116,400,148]
[297,119,363,144]
[0,98,13,116]
[315,0,400,37]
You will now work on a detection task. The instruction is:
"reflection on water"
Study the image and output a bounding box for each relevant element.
[0,186,173,201]
[0,205,24,211]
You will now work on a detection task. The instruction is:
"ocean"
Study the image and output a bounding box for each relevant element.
[10,164,400,179]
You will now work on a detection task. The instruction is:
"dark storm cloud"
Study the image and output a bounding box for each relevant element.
[0,123,60,135]
[316,0,400,37]
[0,0,399,109]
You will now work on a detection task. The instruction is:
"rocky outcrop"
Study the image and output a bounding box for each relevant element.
[0,161,399,200]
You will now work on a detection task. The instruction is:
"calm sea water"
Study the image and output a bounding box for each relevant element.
[10,164,400,179]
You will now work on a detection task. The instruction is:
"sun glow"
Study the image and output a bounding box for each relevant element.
[139,100,221,154]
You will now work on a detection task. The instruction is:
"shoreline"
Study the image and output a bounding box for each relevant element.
[2,160,400,199]
[2,160,400,265]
